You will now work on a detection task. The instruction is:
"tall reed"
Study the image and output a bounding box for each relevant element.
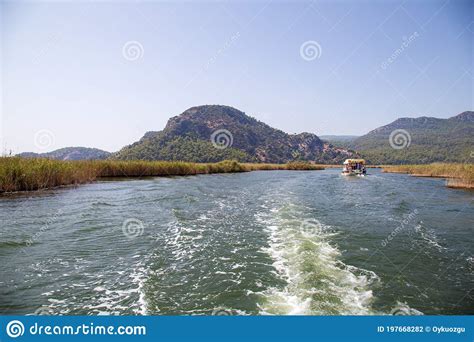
[0,158,324,193]
[382,163,474,189]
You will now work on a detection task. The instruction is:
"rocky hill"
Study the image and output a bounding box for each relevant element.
[113,105,356,163]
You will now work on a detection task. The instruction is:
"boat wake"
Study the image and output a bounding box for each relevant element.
[256,203,379,315]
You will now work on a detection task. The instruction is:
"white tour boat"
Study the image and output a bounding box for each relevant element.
[342,159,367,176]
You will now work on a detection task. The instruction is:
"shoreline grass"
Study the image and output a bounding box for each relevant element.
[0,158,324,193]
[3,158,471,193]
[382,163,474,189]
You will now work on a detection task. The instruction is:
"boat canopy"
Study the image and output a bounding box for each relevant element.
[343,159,366,164]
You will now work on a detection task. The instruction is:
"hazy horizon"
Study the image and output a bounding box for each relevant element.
[1,0,473,154]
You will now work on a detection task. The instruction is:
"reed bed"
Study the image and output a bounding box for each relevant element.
[0,158,98,193]
[96,159,246,177]
[382,163,474,189]
[0,158,324,193]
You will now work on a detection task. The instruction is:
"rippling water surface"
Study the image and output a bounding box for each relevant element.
[1,169,473,315]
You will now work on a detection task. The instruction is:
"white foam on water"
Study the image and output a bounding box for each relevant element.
[40,258,150,316]
[83,261,149,315]
[257,204,379,315]
[130,263,148,315]
[414,224,445,251]
[163,219,207,262]
[467,256,474,266]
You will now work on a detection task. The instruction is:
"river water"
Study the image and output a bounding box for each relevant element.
[1,169,473,315]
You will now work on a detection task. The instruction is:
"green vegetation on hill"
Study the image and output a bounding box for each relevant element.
[113,105,356,164]
[114,135,252,162]
[17,147,111,160]
[351,111,474,164]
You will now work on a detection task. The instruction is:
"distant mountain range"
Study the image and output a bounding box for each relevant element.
[349,111,473,164]
[113,105,356,163]
[16,108,473,165]
[17,147,111,160]
[320,135,359,145]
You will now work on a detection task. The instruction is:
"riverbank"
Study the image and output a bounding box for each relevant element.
[0,158,324,193]
[382,163,474,189]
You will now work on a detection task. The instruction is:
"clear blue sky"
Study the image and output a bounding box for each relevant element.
[1,0,472,153]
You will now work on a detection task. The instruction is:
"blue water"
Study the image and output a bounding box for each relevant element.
[0,169,473,315]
